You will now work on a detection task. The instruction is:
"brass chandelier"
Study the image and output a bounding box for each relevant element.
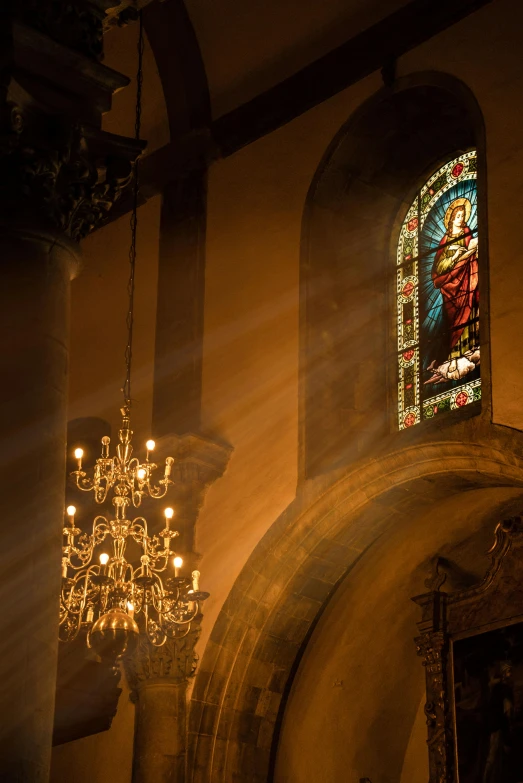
[59,15,208,660]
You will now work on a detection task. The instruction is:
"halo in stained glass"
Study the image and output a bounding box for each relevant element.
[396,151,480,430]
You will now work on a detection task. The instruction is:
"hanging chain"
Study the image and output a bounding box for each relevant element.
[123,12,144,414]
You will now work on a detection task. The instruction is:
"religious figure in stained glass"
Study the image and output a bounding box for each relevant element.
[397,151,480,429]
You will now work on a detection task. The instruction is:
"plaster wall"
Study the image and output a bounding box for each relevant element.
[194,0,523,661]
[67,195,161,444]
[102,22,170,153]
[53,0,523,779]
[187,0,409,117]
[274,487,523,783]
[51,678,135,782]
[195,73,381,660]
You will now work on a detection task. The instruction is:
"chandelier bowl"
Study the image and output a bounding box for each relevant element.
[88,608,139,660]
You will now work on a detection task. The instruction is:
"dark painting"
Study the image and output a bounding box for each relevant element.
[453,623,523,782]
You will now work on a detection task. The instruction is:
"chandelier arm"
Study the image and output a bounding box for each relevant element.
[59,614,83,643]
[149,577,169,614]
[74,473,94,491]
[150,553,170,573]
[131,516,148,539]
[146,481,169,499]
[92,516,110,545]
[132,585,145,613]
[66,535,95,569]
[62,565,100,613]
[94,480,110,504]
[164,623,192,640]
[61,13,206,656]
[166,602,200,626]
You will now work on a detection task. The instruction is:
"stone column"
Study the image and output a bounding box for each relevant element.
[0,6,143,780]
[124,168,232,782]
[124,621,202,783]
[152,171,208,437]
[160,432,233,567]
[122,434,230,783]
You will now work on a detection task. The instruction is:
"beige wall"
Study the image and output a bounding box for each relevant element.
[195,73,381,659]
[54,0,523,778]
[68,195,161,443]
[274,487,523,783]
[102,22,169,153]
[51,677,135,782]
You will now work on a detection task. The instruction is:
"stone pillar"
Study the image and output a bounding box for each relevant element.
[152,171,208,437]
[125,168,232,782]
[122,435,230,783]
[0,6,143,780]
[124,621,202,783]
[160,432,233,567]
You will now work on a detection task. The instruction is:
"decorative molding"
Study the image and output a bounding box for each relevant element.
[0,108,143,241]
[124,615,202,697]
[0,8,142,242]
[155,433,233,559]
[413,516,523,782]
[15,0,112,61]
[12,1,157,61]
[414,628,451,783]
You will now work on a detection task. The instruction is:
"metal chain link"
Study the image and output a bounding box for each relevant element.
[123,12,144,413]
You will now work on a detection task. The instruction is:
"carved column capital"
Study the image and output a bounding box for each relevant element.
[11,1,158,61]
[155,433,233,561]
[0,115,142,242]
[0,17,144,243]
[170,432,233,491]
[124,616,202,699]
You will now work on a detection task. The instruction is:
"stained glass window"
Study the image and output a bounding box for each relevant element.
[397,151,480,429]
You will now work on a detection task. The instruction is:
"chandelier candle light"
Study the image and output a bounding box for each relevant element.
[59,14,208,661]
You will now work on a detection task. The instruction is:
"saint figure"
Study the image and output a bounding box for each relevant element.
[425,197,480,383]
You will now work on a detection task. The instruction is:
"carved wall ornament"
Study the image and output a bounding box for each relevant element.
[0,108,143,242]
[16,0,108,60]
[123,614,202,699]
[413,516,523,782]
[13,0,155,60]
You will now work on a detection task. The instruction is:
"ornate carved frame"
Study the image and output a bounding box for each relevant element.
[413,517,523,782]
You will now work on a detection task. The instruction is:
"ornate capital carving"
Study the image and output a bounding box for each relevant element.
[169,432,233,500]
[15,1,110,61]
[0,108,143,242]
[12,1,157,61]
[155,433,233,558]
[124,616,202,698]
[0,9,144,242]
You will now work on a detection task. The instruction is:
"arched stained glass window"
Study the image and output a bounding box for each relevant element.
[397,151,480,430]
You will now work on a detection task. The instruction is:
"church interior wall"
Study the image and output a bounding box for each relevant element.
[274,487,523,783]
[51,0,523,779]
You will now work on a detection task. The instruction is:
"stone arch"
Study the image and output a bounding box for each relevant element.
[299,71,488,480]
[143,0,210,140]
[189,425,523,783]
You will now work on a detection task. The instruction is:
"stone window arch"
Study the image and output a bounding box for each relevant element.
[300,73,488,480]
